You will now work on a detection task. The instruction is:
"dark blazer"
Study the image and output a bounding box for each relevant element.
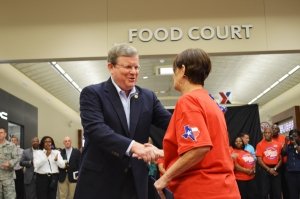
[74,78,171,199]
[58,148,81,183]
[20,148,35,185]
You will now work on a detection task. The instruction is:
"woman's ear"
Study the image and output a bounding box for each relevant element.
[179,65,186,78]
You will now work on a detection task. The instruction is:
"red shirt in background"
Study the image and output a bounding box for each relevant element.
[256,139,282,165]
[233,149,256,181]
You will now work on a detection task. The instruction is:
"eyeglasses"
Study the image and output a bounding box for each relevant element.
[115,63,140,71]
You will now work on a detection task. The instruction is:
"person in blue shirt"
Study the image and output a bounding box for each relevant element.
[241,132,256,159]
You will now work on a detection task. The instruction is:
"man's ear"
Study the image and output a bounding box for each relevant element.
[107,63,115,72]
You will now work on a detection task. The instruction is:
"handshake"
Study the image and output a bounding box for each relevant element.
[131,142,164,163]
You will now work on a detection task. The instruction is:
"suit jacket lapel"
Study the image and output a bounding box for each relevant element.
[61,149,67,160]
[129,90,142,138]
[29,148,33,160]
[105,78,130,136]
[68,148,75,162]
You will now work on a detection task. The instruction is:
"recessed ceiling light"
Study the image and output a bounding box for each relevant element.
[50,62,82,93]
[160,59,165,63]
[158,67,173,75]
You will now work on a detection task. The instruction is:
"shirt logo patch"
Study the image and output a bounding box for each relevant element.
[242,154,255,165]
[264,147,278,159]
[182,125,200,142]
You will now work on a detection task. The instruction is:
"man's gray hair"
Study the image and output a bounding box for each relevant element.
[108,44,138,64]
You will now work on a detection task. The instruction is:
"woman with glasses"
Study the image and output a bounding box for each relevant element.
[33,136,65,199]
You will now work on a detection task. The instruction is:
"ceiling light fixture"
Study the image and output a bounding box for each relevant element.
[157,67,173,75]
[248,65,300,104]
[50,62,82,93]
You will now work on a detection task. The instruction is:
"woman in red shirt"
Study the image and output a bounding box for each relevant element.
[154,48,240,199]
[232,136,257,199]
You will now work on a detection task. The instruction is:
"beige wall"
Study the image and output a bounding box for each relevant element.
[1,0,300,61]
[0,65,82,148]
[0,0,299,132]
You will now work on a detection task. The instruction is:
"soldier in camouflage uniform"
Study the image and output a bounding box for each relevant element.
[0,127,18,199]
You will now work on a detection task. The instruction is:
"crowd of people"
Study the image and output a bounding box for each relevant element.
[1,44,300,199]
[228,125,300,199]
[0,128,81,199]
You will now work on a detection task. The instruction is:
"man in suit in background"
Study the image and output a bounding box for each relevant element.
[74,44,171,199]
[20,137,39,199]
[58,136,81,199]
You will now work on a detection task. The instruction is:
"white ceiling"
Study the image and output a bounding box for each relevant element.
[11,52,300,113]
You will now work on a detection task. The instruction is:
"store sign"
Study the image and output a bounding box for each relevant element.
[129,24,253,42]
[0,111,8,120]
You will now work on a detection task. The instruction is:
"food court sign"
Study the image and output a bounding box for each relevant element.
[129,24,253,42]
[0,111,8,120]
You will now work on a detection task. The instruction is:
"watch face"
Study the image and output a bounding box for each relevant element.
[260,122,271,132]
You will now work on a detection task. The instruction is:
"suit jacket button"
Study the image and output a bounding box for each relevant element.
[124,168,128,173]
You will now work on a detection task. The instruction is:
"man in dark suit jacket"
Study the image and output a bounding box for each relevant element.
[74,44,171,199]
[20,137,39,199]
[58,136,81,199]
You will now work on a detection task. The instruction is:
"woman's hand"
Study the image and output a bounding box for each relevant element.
[154,176,168,199]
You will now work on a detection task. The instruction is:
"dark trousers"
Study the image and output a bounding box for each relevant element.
[237,179,258,199]
[120,169,137,199]
[257,166,281,199]
[285,171,300,199]
[15,169,24,199]
[36,173,58,199]
[24,176,37,199]
[279,164,289,199]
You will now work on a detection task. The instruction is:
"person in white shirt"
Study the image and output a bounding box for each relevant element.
[33,136,65,199]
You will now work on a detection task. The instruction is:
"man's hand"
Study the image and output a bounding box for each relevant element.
[131,142,163,163]
[54,154,58,161]
[0,161,11,170]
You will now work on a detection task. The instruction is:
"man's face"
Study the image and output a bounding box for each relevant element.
[108,56,140,92]
[241,134,249,145]
[272,125,280,137]
[0,129,7,141]
[32,137,39,149]
[264,128,273,141]
[11,137,18,145]
[63,137,72,149]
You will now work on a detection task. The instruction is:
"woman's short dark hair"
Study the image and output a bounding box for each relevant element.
[39,136,56,150]
[173,48,211,85]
